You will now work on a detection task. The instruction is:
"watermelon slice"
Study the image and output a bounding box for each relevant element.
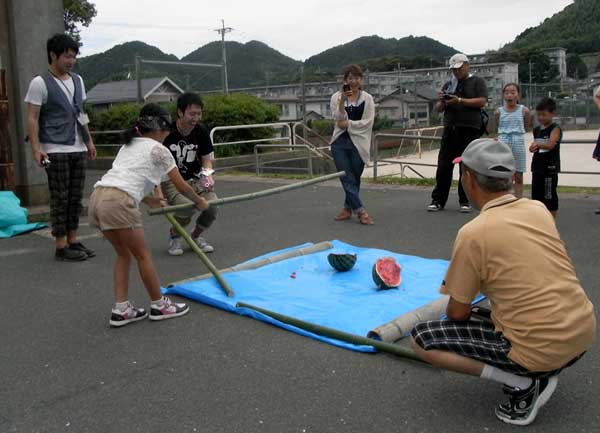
[372,257,402,289]
[327,253,357,272]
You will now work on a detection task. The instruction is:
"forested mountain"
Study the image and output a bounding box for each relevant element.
[505,0,600,53]
[182,40,301,89]
[305,35,457,72]
[75,41,178,89]
[77,35,459,91]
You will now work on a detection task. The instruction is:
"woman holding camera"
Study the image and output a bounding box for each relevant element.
[329,64,375,225]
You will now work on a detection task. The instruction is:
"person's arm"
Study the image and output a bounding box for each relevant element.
[141,186,166,208]
[331,92,348,129]
[167,167,208,210]
[494,109,500,134]
[535,127,561,151]
[445,95,487,108]
[26,103,47,167]
[446,297,472,321]
[83,123,96,160]
[523,106,532,130]
[594,91,600,111]
[446,77,488,109]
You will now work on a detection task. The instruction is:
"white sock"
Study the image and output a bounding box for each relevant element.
[114,301,130,312]
[151,296,165,307]
[481,364,533,390]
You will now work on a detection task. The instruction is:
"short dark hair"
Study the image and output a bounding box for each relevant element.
[536,97,557,113]
[46,34,79,64]
[342,64,363,80]
[177,92,204,114]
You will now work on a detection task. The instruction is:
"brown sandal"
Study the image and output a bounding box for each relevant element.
[358,211,374,225]
[334,208,352,221]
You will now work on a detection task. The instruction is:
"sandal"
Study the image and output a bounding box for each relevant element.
[334,208,352,221]
[358,211,374,225]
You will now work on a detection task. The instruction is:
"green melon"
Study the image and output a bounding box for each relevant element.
[327,253,357,272]
[372,257,402,289]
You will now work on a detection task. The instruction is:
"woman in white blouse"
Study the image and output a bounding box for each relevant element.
[89,104,209,327]
[329,64,375,225]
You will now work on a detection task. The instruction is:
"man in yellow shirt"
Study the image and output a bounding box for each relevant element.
[410,138,596,426]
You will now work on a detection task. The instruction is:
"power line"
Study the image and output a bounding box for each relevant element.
[214,19,233,95]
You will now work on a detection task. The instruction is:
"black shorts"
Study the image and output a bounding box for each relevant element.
[531,172,558,211]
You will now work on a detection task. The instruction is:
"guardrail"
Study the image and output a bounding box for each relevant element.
[291,122,333,161]
[209,122,292,149]
[372,133,600,181]
[254,144,316,177]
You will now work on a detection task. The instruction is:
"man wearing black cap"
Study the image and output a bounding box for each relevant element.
[428,53,488,213]
[411,138,596,426]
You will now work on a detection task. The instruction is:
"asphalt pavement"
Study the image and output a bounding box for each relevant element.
[1,172,599,433]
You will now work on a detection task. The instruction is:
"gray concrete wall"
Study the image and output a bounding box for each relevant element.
[1,0,63,205]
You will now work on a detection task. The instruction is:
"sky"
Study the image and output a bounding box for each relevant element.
[78,0,574,60]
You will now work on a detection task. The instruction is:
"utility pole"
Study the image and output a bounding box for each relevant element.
[300,63,306,127]
[528,60,533,108]
[215,19,233,95]
[135,55,142,103]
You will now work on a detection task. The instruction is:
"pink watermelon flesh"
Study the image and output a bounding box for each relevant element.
[374,257,402,288]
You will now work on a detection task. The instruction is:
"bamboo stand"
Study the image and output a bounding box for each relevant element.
[236,302,422,362]
[165,213,234,298]
[168,241,334,287]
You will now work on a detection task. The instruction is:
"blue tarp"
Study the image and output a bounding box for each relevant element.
[0,191,46,238]
[165,240,458,352]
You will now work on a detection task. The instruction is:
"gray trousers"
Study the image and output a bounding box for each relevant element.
[160,178,218,232]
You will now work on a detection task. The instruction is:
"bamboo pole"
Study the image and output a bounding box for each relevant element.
[168,241,333,287]
[236,302,422,362]
[166,213,235,298]
[148,171,346,216]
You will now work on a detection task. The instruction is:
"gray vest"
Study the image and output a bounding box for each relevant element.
[39,71,90,146]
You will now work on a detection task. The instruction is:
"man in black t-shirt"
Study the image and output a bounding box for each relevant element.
[160,93,218,255]
[428,53,488,213]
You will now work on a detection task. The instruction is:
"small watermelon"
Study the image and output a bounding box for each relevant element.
[327,253,357,272]
[372,257,402,289]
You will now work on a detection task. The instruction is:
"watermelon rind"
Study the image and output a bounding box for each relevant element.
[372,257,402,289]
[327,253,357,272]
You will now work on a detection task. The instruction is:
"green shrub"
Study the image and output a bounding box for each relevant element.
[87,93,280,157]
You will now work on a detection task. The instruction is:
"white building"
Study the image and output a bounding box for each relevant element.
[542,47,568,80]
[204,62,518,122]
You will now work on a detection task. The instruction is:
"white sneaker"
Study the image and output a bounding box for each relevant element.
[194,236,214,253]
[168,236,184,256]
[459,204,472,213]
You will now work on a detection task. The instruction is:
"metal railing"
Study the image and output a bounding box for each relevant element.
[209,122,292,149]
[89,129,125,148]
[372,133,442,180]
[254,144,317,177]
[291,122,333,161]
[372,133,600,181]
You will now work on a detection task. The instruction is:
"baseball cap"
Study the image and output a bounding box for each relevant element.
[449,53,469,69]
[453,138,515,179]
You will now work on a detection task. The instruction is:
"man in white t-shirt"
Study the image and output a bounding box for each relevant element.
[25,34,96,261]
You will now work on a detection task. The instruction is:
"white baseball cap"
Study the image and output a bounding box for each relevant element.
[453,138,515,179]
[449,53,469,69]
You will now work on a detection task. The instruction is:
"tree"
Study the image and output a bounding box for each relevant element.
[63,0,97,43]
[567,54,588,79]
[489,49,559,83]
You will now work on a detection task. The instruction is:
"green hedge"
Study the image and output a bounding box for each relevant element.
[87,93,280,157]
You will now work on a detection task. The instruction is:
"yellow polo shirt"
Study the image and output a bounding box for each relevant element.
[441,194,596,372]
